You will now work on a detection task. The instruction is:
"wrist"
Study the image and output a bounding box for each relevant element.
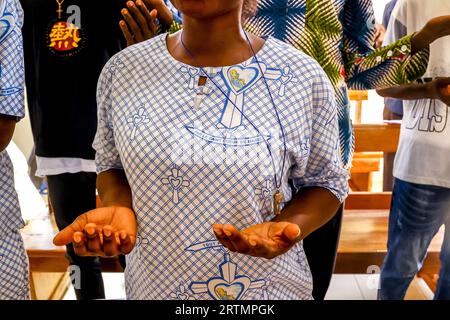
[425,81,439,99]
[411,29,433,53]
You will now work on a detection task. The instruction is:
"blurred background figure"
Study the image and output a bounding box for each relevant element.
[19,0,127,300]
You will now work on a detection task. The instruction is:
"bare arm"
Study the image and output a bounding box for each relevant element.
[54,170,137,256]
[272,187,341,240]
[377,78,450,105]
[411,16,450,54]
[97,169,133,209]
[0,115,16,152]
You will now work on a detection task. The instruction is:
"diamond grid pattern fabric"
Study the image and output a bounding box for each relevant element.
[0,0,25,238]
[0,0,28,300]
[94,34,349,300]
[0,0,25,237]
[0,231,30,300]
[0,0,24,119]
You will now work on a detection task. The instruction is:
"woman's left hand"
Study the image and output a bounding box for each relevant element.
[213,222,301,259]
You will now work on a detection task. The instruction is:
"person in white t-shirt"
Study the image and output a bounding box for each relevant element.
[377,0,450,300]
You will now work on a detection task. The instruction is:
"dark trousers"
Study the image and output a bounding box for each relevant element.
[47,172,105,300]
[303,205,344,300]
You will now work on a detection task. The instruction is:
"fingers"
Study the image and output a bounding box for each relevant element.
[214,224,251,253]
[127,1,151,36]
[85,223,103,254]
[102,226,120,257]
[120,20,135,47]
[53,213,88,246]
[118,231,135,254]
[121,0,158,46]
[145,0,173,26]
[213,224,237,252]
[136,0,158,35]
[444,85,450,95]
[280,224,302,244]
[223,224,251,253]
[121,7,144,43]
[66,222,134,257]
[72,232,89,256]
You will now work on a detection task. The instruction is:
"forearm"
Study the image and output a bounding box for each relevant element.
[411,30,432,55]
[0,115,16,152]
[377,82,434,100]
[411,15,450,54]
[97,170,133,209]
[272,187,341,240]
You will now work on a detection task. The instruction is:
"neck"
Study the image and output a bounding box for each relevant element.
[167,8,264,67]
[181,9,245,56]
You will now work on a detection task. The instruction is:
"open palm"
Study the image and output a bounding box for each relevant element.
[213,222,301,259]
[53,206,137,257]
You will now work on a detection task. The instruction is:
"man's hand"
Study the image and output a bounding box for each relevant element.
[53,207,137,257]
[429,77,450,105]
[213,222,301,260]
[120,0,173,47]
[412,15,450,53]
[374,23,386,49]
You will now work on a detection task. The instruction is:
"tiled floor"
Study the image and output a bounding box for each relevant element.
[325,275,434,300]
[63,273,434,300]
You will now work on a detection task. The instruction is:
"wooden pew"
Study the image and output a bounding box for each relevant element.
[338,123,442,283]
[349,123,401,191]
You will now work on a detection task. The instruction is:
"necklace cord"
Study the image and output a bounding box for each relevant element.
[243,31,288,190]
[179,31,288,190]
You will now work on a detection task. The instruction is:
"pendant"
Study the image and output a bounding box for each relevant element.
[273,189,284,215]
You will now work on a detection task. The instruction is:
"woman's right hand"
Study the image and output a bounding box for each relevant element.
[53,206,137,257]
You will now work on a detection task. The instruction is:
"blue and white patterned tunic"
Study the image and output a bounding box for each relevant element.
[0,0,29,300]
[94,34,349,300]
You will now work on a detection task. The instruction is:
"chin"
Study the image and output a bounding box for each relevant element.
[171,0,226,19]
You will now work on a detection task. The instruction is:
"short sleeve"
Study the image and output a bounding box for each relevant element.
[343,0,429,90]
[290,68,350,203]
[93,57,124,174]
[0,0,25,119]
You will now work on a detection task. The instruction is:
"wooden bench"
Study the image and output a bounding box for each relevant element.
[22,218,123,299]
[350,123,401,191]
[337,193,444,275]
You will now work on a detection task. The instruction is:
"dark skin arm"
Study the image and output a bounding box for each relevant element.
[54,170,137,257]
[377,77,450,105]
[411,16,450,54]
[0,115,16,152]
[120,0,172,47]
[213,187,341,259]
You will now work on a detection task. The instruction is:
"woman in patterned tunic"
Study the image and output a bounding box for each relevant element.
[117,0,450,299]
[54,0,349,300]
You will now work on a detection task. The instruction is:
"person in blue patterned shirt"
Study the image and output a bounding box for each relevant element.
[117,0,450,299]
[54,0,350,300]
[0,0,30,300]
